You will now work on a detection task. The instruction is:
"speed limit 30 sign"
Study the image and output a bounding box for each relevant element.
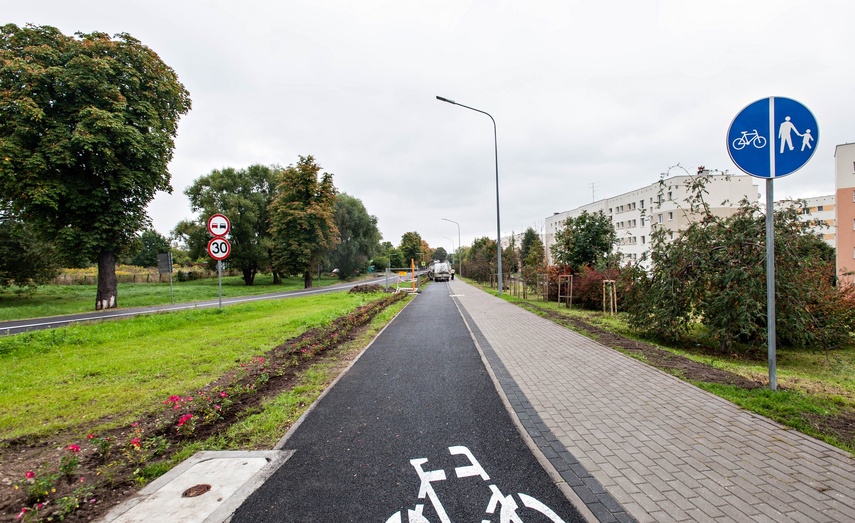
[207,237,231,260]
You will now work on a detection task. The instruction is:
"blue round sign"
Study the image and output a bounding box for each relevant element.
[727,97,818,179]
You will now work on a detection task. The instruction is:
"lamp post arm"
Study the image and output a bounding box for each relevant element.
[436,95,502,294]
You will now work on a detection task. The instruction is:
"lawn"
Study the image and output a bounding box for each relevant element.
[0,290,390,442]
[0,273,350,321]
[0,286,412,523]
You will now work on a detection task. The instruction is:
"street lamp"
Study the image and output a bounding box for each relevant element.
[441,217,462,278]
[436,96,502,294]
[443,236,455,268]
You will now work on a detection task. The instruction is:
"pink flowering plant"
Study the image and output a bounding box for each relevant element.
[59,444,81,479]
[88,432,113,459]
[14,468,58,505]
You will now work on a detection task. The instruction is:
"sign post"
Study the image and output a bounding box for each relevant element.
[157,252,174,304]
[206,215,231,309]
[727,96,818,391]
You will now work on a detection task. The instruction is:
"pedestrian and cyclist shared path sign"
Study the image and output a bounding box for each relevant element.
[727,96,819,179]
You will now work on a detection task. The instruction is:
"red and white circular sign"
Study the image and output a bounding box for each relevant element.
[207,214,231,237]
[207,237,231,261]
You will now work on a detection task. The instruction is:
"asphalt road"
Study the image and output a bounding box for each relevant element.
[0,274,412,336]
[231,281,585,522]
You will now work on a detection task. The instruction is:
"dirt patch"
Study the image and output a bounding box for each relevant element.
[516,302,764,388]
[515,302,855,452]
[0,293,404,523]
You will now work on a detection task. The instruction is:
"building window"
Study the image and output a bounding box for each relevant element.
[667,191,672,200]
[641,236,646,244]
[640,200,645,209]
[641,217,645,226]
[817,205,824,211]
[668,212,674,221]
[658,214,663,224]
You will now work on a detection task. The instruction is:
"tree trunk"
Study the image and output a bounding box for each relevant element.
[96,251,118,310]
[303,271,313,289]
[242,267,256,286]
[272,270,281,285]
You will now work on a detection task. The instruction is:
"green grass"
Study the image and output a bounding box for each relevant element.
[0,291,391,442]
[125,296,410,478]
[694,383,852,452]
[0,273,349,321]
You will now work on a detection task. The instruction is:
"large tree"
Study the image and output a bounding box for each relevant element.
[327,193,381,279]
[398,232,423,266]
[185,164,278,285]
[550,210,617,270]
[269,155,338,288]
[0,24,191,309]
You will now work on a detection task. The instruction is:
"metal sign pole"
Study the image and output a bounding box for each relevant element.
[728,96,817,391]
[168,252,174,305]
[766,179,777,390]
[218,260,223,309]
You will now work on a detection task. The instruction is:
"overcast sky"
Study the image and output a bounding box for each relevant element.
[8,1,855,254]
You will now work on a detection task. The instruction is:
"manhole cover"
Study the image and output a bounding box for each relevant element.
[182,484,212,498]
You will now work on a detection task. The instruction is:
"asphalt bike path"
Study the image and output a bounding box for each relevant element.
[230,281,586,522]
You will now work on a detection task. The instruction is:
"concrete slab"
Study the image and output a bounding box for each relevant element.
[98,450,292,523]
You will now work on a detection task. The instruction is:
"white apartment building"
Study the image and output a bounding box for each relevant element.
[543,171,760,266]
[792,195,835,247]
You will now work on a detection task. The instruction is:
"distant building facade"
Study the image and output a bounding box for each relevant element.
[543,171,759,266]
[835,143,855,281]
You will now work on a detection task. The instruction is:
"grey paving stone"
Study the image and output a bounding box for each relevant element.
[449,280,855,523]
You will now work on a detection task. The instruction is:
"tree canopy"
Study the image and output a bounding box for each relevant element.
[327,193,381,278]
[269,155,338,288]
[0,202,61,290]
[550,210,617,270]
[623,183,855,352]
[398,232,424,266]
[0,24,191,308]
[185,164,278,285]
[126,229,171,268]
[431,247,448,262]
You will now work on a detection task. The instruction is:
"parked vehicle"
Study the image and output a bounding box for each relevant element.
[432,262,451,282]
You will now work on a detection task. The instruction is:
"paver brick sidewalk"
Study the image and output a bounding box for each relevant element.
[449,279,855,523]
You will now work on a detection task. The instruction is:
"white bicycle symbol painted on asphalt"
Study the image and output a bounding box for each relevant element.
[385,446,568,523]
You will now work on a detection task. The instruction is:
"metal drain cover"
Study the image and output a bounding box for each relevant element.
[182,484,211,498]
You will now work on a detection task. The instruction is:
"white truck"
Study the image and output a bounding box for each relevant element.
[431,262,451,282]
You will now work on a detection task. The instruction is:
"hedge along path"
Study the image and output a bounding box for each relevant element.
[0,291,403,443]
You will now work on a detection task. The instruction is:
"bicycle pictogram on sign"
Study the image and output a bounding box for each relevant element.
[731,129,767,150]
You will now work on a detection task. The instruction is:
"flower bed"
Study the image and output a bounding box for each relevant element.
[1,292,405,523]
